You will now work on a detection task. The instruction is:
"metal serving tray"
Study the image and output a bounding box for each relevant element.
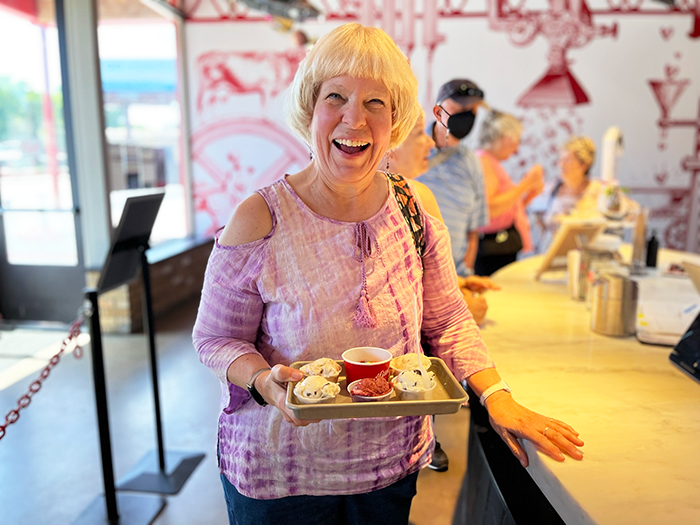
[285,357,468,420]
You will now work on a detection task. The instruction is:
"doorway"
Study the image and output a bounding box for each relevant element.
[0,8,85,324]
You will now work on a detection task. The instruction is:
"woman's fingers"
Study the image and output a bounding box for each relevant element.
[499,429,529,468]
[550,417,581,437]
[547,417,585,446]
[270,382,319,427]
[270,363,304,383]
[539,426,584,461]
[463,275,501,292]
[259,365,319,427]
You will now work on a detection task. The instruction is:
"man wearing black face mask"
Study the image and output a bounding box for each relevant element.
[418,79,489,277]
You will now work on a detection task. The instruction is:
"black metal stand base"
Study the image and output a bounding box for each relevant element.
[73,492,165,525]
[117,450,206,495]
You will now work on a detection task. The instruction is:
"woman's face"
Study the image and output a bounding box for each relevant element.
[389,114,435,179]
[499,133,521,160]
[559,149,588,187]
[310,75,392,185]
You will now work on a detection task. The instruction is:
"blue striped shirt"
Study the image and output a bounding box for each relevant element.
[417,125,489,276]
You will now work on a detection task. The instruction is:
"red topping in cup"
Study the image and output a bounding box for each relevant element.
[350,376,391,397]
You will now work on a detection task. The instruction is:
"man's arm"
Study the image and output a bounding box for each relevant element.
[464,230,479,272]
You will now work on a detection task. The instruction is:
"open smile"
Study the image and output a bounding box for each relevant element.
[333,139,370,155]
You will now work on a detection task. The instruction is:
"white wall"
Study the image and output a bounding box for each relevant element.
[183,0,700,252]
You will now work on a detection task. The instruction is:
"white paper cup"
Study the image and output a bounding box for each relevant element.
[392,380,436,401]
[293,376,340,404]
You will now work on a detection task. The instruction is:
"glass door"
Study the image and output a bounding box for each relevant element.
[0,8,84,324]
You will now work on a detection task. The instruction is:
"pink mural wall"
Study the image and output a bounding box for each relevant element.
[183,0,700,253]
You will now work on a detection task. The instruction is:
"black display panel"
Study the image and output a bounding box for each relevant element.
[670,311,700,383]
[97,192,164,294]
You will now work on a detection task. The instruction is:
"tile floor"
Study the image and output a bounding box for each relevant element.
[0,299,469,525]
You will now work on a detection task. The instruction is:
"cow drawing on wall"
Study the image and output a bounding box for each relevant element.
[196,48,306,113]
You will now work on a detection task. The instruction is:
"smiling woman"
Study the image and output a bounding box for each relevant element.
[193,22,584,525]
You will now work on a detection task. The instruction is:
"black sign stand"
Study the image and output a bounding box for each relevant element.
[74,193,203,525]
[75,289,165,525]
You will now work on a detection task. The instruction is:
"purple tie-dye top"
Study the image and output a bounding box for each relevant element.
[192,175,493,499]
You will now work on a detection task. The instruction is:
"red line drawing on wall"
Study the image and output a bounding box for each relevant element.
[487,0,617,107]
[196,49,305,112]
[636,66,700,252]
[655,171,669,185]
[191,118,309,236]
[660,26,674,40]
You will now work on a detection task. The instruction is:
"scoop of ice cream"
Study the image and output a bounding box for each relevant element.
[300,358,342,378]
[394,369,436,392]
[390,354,431,372]
[293,375,340,401]
[350,376,392,397]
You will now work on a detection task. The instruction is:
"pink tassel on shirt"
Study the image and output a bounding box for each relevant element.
[354,288,377,328]
[353,222,379,329]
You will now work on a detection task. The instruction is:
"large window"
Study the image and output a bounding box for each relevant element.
[0,9,78,266]
[98,20,187,244]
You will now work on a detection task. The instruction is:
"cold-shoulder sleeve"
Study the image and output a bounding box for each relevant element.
[420,214,495,380]
[192,237,267,412]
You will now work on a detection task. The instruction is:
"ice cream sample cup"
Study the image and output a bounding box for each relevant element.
[293,375,341,404]
[299,357,342,383]
[341,347,392,385]
[392,369,437,400]
[390,354,431,377]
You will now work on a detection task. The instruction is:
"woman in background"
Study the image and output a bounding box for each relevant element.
[534,136,596,251]
[387,112,500,325]
[475,110,544,276]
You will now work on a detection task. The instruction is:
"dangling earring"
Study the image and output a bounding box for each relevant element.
[309,150,313,160]
[385,152,391,172]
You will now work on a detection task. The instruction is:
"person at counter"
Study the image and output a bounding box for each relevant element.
[387,111,500,326]
[193,23,584,525]
[475,110,544,276]
[418,78,490,277]
[533,136,596,251]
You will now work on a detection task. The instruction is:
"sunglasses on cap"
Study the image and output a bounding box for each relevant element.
[438,85,485,105]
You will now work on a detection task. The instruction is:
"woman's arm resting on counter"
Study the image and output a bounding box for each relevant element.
[467,368,585,468]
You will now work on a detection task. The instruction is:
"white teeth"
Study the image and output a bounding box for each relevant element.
[335,139,369,147]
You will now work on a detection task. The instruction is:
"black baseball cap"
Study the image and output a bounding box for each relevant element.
[436,79,485,106]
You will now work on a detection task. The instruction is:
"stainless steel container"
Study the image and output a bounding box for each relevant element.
[575,247,616,302]
[590,274,638,336]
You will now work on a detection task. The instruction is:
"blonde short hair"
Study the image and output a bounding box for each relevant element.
[563,136,596,174]
[478,109,522,148]
[286,23,420,150]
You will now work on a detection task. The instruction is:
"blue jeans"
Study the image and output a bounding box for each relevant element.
[220,471,419,525]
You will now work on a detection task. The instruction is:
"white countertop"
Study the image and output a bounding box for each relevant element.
[478,250,700,524]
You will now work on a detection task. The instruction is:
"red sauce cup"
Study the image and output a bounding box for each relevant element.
[341,347,392,385]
